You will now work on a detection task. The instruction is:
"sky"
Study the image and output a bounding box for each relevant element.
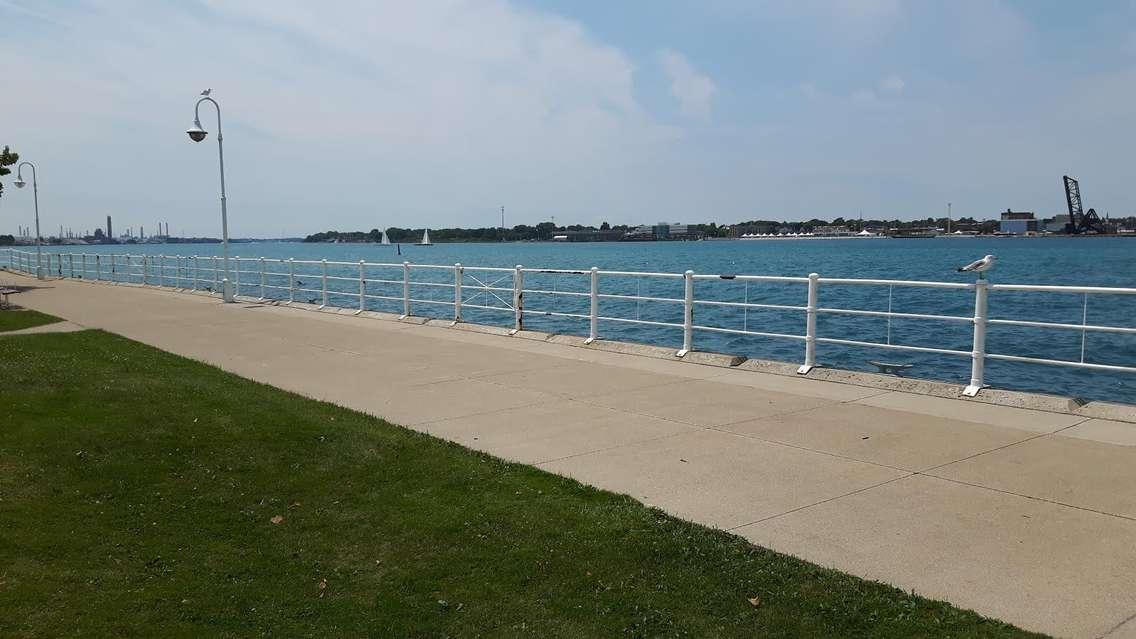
[1,0,1134,237]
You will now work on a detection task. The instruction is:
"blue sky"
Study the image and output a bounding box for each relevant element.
[1,0,1134,237]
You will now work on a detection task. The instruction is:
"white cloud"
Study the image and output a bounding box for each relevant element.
[657,49,717,119]
[0,0,685,234]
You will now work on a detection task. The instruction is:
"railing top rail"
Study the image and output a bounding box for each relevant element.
[989,283,1136,295]
[521,267,592,275]
[692,273,809,283]
[5,248,1136,296]
[817,277,974,290]
[595,269,685,279]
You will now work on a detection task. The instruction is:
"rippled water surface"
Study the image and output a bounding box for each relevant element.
[30,237,1136,404]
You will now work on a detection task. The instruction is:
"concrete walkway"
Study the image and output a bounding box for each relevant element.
[9,274,1136,639]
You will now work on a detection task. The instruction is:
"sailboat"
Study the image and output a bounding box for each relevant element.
[380,230,390,245]
[419,228,433,246]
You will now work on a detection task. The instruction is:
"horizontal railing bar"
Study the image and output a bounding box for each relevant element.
[596,269,685,279]
[596,316,682,329]
[521,309,589,320]
[987,318,1136,334]
[523,289,589,298]
[597,293,683,304]
[985,353,1136,373]
[465,285,514,293]
[522,268,590,275]
[693,324,806,341]
[461,266,515,273]
[408,298,453,307]
[692,274,809,283]
[695,299,807,312]
[818,278,975,290]
[815,337,971,357]
[990,284,1136,295]
[817,307,973,323]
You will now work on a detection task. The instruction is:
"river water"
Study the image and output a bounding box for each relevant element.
[30,237,1136,404]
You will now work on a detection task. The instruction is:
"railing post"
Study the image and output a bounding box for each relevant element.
[212,256,219,292]
[798,272,819,374]
[288,258,295,304]
[585,266,599,344]
[510,264,524,334]
[82,253,87,280]
[400,261,410,318]
[69,254,74,279]
[963,279,989,397]
[676,270,694,357]
[234,256,241,297]
[452,263,462,325]
[320,259,328,308]
[193,256,199,290]
[357,260,366,314]
[96,254,102,281]
[259,257,266,300]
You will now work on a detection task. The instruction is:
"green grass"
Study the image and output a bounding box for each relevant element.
[0,309,61,333]
[0,330,1044,638]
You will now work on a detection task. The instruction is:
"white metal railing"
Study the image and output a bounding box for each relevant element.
[5,248,1135,396]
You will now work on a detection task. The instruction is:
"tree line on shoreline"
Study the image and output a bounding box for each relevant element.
[302,216,1017,243]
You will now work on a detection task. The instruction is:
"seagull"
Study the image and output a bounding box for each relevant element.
[957,254,996,278]
[200,88,212,96]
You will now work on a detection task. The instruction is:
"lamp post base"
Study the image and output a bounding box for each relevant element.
[222,278,235,303]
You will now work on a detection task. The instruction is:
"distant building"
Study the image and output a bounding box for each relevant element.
[626,222,698,241]
[1043,214,1070,233]
[999,209,1038,234]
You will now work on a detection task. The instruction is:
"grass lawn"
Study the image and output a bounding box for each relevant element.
[0,309,61,333]
[0,330,1044,638]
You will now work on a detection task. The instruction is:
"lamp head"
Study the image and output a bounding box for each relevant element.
[186,121,208,142]
[14,177,26,188]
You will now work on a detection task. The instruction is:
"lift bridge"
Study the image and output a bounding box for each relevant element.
[1063,175,1106,234]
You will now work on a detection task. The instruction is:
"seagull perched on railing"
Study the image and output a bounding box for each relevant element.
[957,254,996,278]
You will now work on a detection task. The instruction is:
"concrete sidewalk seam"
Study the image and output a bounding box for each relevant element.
[918,416,1094,475]
[918,472,1136,523]
[1101,609,1136,638]
[725,473,916,531]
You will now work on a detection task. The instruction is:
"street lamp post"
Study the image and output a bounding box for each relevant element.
[13,161,44,280]
[186,92,233,302]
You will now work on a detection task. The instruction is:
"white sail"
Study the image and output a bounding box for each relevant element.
[381,230,390,245]
[420,228,432,245]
